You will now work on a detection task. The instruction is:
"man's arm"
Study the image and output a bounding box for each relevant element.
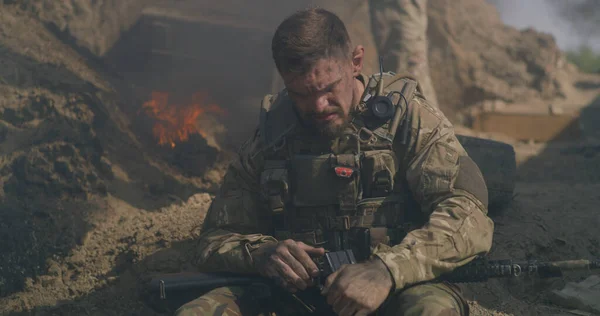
[372,97,495,293]
[194,129,277,274]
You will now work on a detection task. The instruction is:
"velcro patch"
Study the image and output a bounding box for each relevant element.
[454,156,489,208]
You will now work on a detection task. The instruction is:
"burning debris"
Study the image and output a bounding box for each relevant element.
[140,91,228,150]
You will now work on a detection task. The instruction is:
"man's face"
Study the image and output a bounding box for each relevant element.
[282,52,362,138]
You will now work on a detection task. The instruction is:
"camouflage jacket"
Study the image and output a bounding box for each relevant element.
[194,74,494,294]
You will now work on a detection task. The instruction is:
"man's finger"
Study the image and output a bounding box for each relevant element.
[296,241,326,257]
[288,244,321,278]
[272,256,306,290]
[265,264,290,290]
[337,300,358,316]
[272,275,297,293]
[278,249,311,289]
[354,309,371,316]
[329,282,347,309]
[325,275,344,306]
[320,269,340,295]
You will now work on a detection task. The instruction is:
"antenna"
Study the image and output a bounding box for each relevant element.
[377,55,384,95]
[379,56,384,80]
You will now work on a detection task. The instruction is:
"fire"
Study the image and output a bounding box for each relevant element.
[141,91,227,148]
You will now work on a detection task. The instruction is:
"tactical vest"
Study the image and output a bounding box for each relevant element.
[259,72,428,261]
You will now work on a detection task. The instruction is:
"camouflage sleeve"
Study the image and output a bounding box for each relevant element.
[372,97,494,293]
[194,129,277,274]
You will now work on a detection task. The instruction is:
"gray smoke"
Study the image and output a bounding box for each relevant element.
[548,0,600,37]
[488,0,600,51]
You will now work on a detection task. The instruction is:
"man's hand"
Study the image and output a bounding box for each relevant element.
[252,240,325,293]
[321,258,393,316]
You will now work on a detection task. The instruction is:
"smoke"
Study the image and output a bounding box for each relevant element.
[488,0,600,52]
[548,0,600,37]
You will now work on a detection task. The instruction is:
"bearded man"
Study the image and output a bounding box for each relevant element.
[176,7,493,316]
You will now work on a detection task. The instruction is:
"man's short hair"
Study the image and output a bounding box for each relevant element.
[271,8,352,75]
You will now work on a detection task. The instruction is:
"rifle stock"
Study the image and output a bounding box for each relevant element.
[149,272,272,300]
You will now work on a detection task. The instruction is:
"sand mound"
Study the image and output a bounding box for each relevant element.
[0,6,222,311]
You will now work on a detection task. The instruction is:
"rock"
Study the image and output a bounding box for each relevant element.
[427,0,566,114]
[549,275,600,314]
[14,0,148,57]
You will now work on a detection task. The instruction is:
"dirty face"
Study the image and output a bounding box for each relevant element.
[282,46,364,139]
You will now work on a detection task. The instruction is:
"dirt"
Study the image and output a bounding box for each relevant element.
[6,0,150,57]
[0,5,224,314]
[0,1,599,316]
[463,139,600,315]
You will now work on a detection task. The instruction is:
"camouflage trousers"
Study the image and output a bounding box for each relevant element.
[174,282,468,316]
[368,0,439,108]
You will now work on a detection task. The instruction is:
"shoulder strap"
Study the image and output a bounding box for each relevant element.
[382,72,424,97]
[389,77,418,145]
[259,91,298,150]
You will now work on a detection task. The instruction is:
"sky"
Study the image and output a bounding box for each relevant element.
[490,0,600,52]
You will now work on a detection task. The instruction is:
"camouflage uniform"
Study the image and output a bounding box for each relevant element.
[368,0,439,108]
[176,282,467,315]
[177,73,493,316]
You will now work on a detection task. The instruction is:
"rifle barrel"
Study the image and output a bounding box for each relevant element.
[541,259,600,270]
[443,258,600,283]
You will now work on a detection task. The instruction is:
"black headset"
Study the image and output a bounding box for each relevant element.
[363,57,408,121]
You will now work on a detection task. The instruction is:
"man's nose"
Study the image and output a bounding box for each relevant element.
[314,95,329,112]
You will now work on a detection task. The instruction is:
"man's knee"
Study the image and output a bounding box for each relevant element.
[174,286,257,316]
[380,283,468,316]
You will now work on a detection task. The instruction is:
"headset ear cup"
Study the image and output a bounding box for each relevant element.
[368,96,396,120]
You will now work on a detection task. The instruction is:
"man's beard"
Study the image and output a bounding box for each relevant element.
[305,108,349,139]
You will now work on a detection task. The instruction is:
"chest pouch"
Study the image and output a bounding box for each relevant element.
[260,160,290,214]
[361,150,397,198]
[291,153,360,212]
[356,195,407,248]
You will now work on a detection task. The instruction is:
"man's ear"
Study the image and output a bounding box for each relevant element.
[351,45,365,76]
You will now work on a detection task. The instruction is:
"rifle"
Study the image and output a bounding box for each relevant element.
[146,251,600,303]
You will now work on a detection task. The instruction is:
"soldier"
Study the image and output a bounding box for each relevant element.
[368,0,439,108]
[177,8,493,316]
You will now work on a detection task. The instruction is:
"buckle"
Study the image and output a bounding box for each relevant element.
[358,127,377,144]
[328,216,351,230]
[342,216,350,230]
[373,171,393,193]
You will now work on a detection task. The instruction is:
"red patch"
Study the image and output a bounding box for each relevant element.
[334,167,354,178]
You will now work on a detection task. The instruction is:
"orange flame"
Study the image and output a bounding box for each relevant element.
[141,91,227,148]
